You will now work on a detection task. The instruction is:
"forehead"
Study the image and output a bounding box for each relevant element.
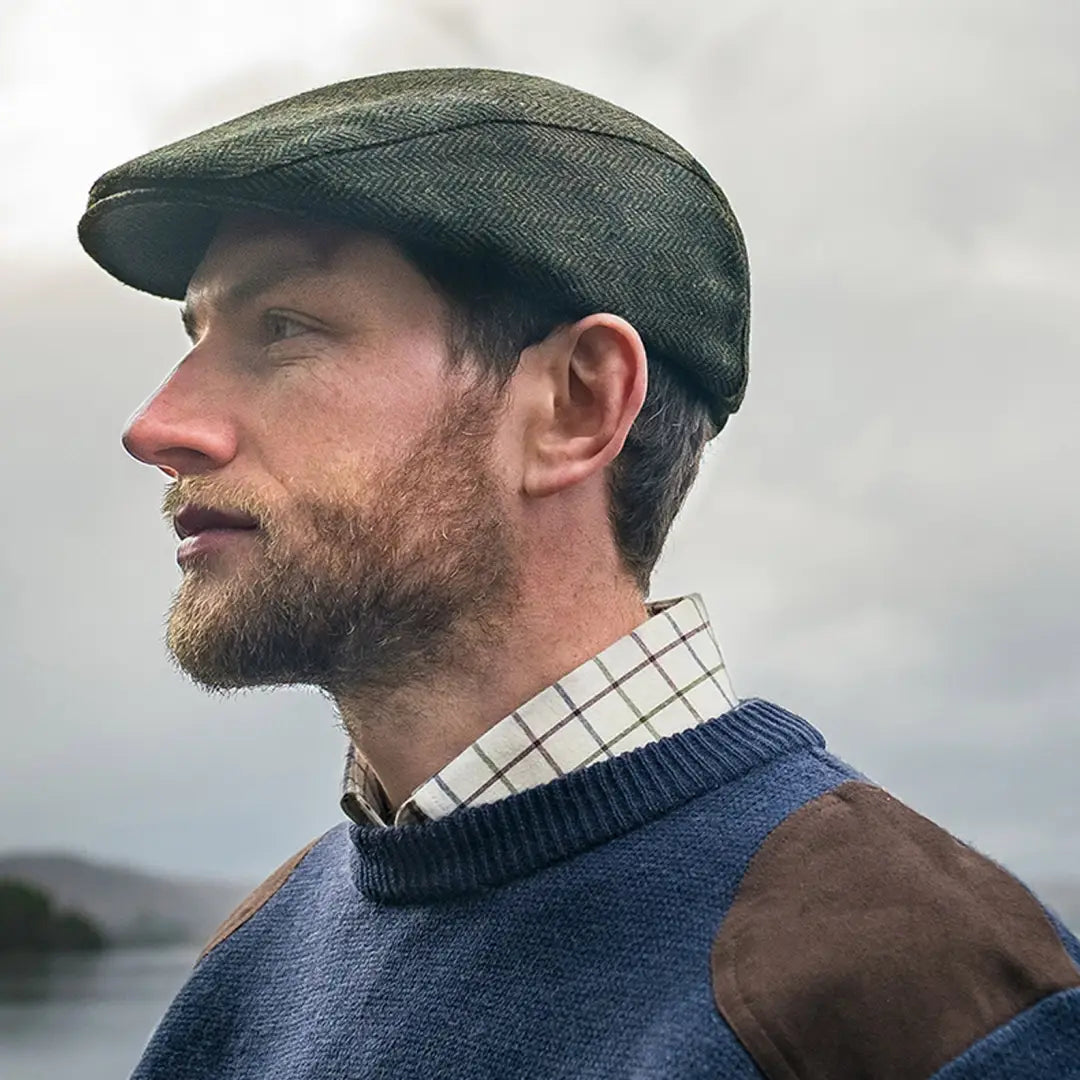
[184,212,416,308]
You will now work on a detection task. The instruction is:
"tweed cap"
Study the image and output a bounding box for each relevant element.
[79,68,749,434]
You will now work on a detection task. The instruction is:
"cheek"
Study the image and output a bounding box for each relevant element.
[487,421,521,493]
[261,368,448,485]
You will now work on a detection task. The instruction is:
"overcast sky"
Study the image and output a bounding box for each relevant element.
[1,0,1076,885]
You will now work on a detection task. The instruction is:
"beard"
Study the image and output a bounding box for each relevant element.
[161,380,520,697]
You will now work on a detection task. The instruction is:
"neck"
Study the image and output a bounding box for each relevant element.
[333,577,649,810]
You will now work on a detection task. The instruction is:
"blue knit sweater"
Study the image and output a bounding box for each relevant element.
[133,700,1080,1079]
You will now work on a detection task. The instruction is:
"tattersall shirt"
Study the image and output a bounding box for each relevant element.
[340,593,738,828]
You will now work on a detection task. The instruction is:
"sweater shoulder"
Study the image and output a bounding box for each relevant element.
[197,828,337,962]
[711,780,1080,1079]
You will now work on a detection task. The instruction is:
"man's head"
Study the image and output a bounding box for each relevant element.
[84,68,750,697]
[122,211,657,694]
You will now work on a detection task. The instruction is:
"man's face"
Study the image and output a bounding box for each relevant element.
[121,214,521,696]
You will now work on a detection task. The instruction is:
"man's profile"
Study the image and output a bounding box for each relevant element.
[79,68,1080,1078]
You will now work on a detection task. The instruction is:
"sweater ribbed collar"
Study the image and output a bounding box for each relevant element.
[348,698,824,904]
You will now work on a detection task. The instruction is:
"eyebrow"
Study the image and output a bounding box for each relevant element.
[180,258,330,341]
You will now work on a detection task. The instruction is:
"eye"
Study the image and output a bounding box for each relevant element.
[263,311,309,342]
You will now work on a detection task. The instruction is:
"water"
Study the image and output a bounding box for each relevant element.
[0,946,197,1080]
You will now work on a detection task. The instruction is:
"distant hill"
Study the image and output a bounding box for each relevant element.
[0,879,107,953]
[0,853,251,947]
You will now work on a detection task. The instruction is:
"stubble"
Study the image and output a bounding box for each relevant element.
[162,380,520,698]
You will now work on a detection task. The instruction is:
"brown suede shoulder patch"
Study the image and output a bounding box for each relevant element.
[711,781,1080,1080]
[197,835,323,963]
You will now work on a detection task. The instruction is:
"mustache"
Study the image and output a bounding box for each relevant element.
[161,480,269,528]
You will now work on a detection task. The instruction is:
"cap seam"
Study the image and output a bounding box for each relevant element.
[92,116,735,224]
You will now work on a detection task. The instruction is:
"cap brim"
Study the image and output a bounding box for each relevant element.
[77,189,341,300]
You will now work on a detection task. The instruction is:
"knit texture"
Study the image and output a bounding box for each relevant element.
[930,989,1080,1079]
[130,699,1080,1079]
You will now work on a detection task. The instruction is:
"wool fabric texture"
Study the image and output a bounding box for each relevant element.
[77,67,750,435]
[130,699,1080,1080]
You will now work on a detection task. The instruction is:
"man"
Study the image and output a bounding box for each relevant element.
[80,68,1079,1079]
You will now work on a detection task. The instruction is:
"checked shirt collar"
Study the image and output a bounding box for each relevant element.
[340,593,738,828]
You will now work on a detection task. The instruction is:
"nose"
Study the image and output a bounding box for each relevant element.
[121,353,238,477]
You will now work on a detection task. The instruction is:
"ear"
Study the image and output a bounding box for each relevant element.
[521,313,647,499]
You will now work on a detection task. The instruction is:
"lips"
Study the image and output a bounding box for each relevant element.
[174,505,260,540]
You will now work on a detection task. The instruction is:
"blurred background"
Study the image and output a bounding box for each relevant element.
[1,0,1077,1075]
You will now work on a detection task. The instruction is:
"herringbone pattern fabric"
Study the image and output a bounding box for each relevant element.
[78,68,750,433]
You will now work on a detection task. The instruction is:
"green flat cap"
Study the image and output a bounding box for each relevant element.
[79,67,749,434]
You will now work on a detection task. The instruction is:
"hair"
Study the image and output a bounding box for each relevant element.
[394,237,717,597]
